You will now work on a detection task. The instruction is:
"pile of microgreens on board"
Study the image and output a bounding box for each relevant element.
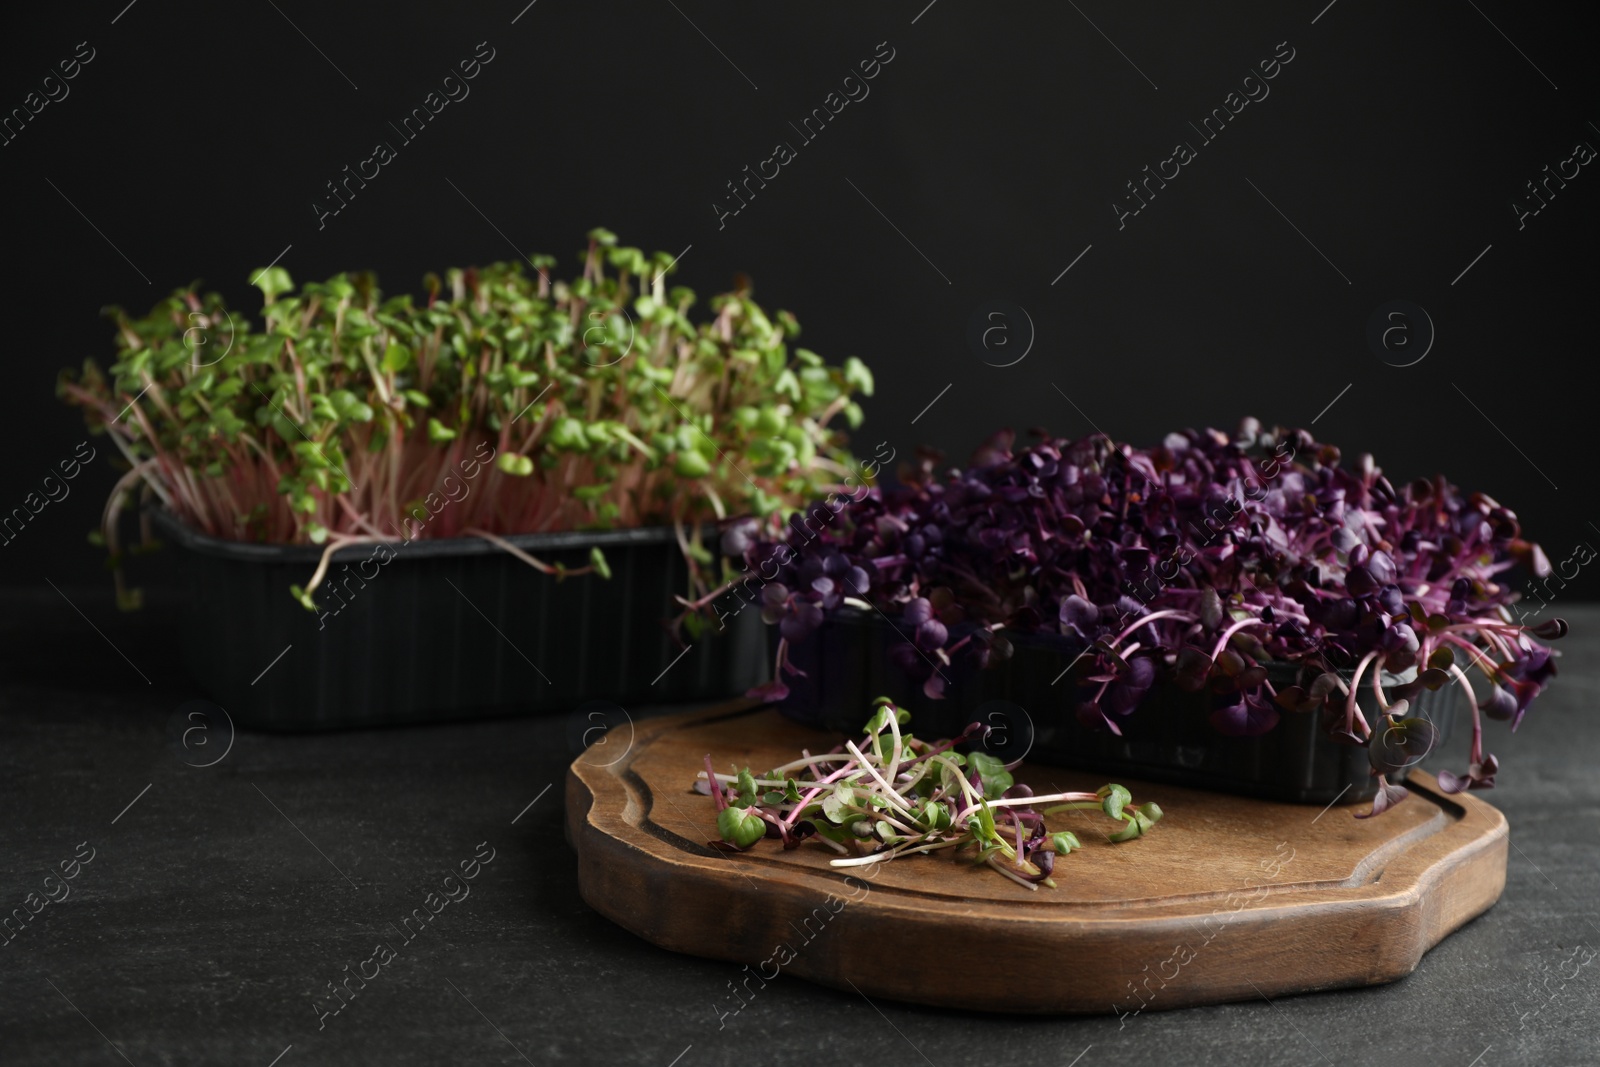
[694,698,1161,890]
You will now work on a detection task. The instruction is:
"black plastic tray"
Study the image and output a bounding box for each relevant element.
[773,609,1460,805]
[151,508,766,730]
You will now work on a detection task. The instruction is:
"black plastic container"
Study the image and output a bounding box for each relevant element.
[774,609,1460,805]
[152,508,766,730]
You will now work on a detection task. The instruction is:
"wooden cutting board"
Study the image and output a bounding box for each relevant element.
[565,700,1508,1014]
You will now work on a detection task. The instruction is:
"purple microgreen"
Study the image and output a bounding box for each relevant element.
[1367,709,1438,776]
[727,420,1566,817]
[1437,663,1499,792]
[1356,778,1410,819]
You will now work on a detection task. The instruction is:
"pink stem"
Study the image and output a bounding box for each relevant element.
[1345,651,1379,739]
[704,754,727,811]
[1440,633,1500,676]
[1447,664,1485,766]
[1210,617,1267,661]
[782,761,859,829]
[1112,609,1197,647]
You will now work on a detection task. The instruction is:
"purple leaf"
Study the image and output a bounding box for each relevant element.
[1076,701,1122,736]
[1356,778,1409,818]
[1481,684,1518,722]
[1209,694,1280,736]
[1060,594,1099,634]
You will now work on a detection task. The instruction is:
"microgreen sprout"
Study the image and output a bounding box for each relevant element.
[723,420,1567,816]
[692,697,1163,890]
[59,230,874,611]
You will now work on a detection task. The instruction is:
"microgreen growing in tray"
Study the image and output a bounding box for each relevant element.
[59,229,874,610]
[694,697,1162,890]
[708,420,1567,815]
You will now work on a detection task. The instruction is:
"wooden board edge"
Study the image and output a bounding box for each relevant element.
[564,709,1512,1014]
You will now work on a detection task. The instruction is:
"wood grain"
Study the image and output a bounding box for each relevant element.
[566,701,1508,1013]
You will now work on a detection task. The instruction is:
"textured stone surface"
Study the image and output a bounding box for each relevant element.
[2,590,1596,1066]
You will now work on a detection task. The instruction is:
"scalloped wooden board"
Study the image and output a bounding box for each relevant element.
[565,701,1508,1013]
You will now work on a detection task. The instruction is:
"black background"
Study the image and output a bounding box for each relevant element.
[2,0,1595,595]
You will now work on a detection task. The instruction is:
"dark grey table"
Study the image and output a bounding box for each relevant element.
[3,590,1596,1066]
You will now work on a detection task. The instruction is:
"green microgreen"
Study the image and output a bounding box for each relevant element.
[59,230,874,611]
[693,698,1165,890]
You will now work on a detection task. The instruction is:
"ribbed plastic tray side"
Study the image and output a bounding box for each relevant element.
[774,610,1460,805]
[154,509,765,730]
